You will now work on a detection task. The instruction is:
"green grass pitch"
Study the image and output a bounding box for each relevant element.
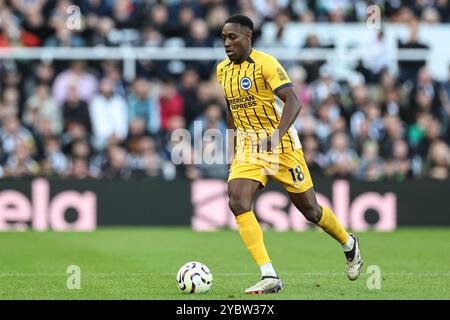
[0,228,449,300]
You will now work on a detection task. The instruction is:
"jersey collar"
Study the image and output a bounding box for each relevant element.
[229,49,255,65]
[246,49,256,63]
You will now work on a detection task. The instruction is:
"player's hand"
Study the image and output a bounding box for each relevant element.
[258,136,271,152]
[259,131,280,153]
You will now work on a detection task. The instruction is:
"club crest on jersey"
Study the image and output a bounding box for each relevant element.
[240,77,252,90]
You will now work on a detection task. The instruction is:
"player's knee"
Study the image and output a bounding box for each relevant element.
[302,205,322,224]
[228,193,251,216]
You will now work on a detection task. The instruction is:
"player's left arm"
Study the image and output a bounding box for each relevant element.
[273,86,301,145]
[260,56,301,151]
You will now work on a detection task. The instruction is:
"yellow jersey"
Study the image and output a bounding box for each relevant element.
[216,49,301,154]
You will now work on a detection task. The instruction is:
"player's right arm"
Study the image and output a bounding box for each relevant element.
[217,61,236,163]
[226,99,236,164]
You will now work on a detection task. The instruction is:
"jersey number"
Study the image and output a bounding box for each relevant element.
[289,165,304,183]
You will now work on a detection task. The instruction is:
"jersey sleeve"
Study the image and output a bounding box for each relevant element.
[261,55,293,94]
[216,62,223,84]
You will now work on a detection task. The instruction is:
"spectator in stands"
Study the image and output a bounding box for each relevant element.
[102,145,132,179]
[255,10,291,48]
[314,95,345,144]
[90,17,116,47]
[316,0,353,22]
[127,77,161,135]
[348,80,369,115]
[60,121,90,155]
[252,0,289,19]
[423,140,450,180]
[325,131,359,178]
[1,87,20,120]
[89,78,128,150]
[436,0,450,22]
[379,114,404,156]
[159,79,185,132]
[41,136,68,176]
[302,134,328,173]
[69,138,92,161]
[125,116,160,158]
[0,9,41,47]
[23,84,61,136]
[162,113,201,179]
[140,136,176,180]
[441,65,450,141]
[301,34,333,83]
[205,4,229,40]
[127,134,149,174]
[411,67,444,116]
[408,111,432,149]
[3,138,40,177]
[13,1,50,43]
[350,100,385,142]
[169,4,195,40]
[397,20,429,83]
[1,62,24,106]
[0,115,36,157]
[357,140,383,181]
[44,26,85,47]
[390,138,413,180]
[288,65,312,114]
[46,0,84,46]
[197,137,228,179]
[24,62,55,99]
[110,0,138,29]
[380,70,398,92]
[146,4,171,37]
[188,102,227,178]
[52,61,98,106]
[362,160,384,181]
[189,103,226,144]
[179,68,202,127]
[62,85,92,133]
[296,113,318,139]
[66,157,93,179]
[421,7,441,23]
[185,19,214,78]
[360,30,390,83]
[100,61,127,96]
[441,64,450,110]
[237,0,263,39]
[416,116,444,159]
[47,0,73,29]
[310,65,341,107]
[140,25,164,47]
[80,0,111,19]
[32,116,57,155]
[382,86,411,124]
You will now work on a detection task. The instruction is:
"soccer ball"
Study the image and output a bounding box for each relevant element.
[176,261,213,294]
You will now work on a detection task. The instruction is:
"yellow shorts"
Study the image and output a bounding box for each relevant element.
[228,148,314,193]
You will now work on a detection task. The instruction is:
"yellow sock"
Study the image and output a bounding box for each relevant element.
[235,211,271,266]
[318,206,350,245]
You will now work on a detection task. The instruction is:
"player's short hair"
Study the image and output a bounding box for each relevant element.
[224,14,254,32]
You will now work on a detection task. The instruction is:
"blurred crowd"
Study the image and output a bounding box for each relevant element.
[1,0,450,50]
[0,0,449,181]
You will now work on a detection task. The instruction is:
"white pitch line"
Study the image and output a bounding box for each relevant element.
[0,272,449,277]
[0,289,178,293]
